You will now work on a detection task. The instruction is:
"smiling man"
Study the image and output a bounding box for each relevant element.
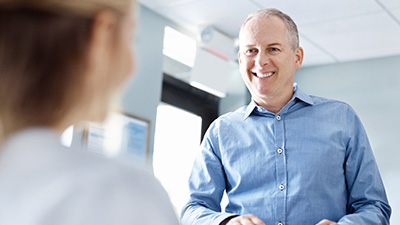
[180,8,391,225]
[238,13,302,115]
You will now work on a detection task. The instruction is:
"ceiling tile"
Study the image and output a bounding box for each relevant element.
[393,8,400,19]
[139,0,400,67]
[378,0,400,9]
[251,0,380,25]
[140,0,258,37]
[377,0,400,23]
[299,35,337,67]
[300,11,400,62]
[138,0,197,9]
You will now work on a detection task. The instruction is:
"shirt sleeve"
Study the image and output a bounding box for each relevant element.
[337,107,391,224]
[180,122,237,225]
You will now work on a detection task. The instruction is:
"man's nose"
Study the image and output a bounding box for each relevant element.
[255,51,269,68]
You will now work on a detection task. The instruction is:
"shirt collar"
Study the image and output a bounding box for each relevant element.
[243,84,314,120]
[292,83,314,106]
[243,100,259,120]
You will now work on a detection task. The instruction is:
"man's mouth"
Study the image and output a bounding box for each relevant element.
[252,71,275,78]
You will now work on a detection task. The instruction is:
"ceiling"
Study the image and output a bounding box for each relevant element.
[138,0,400,67]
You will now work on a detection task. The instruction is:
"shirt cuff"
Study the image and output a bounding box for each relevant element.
[213,213,239,225]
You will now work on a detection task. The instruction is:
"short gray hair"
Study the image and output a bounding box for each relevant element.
[239,8,299,51]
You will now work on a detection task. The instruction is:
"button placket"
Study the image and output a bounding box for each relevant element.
[274,112,286,225]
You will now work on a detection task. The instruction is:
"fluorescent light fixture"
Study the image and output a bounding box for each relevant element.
[190,81,226,98]
[163,26,197,67]
[190,48,230,98]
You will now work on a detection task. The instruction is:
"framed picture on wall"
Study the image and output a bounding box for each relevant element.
[84,112,150,163]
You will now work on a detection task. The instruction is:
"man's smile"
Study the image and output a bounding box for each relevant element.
[251,71,275,78]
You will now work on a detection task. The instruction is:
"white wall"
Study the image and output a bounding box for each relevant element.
[219,62,250,115]
[120,5,166,162]
[295,55,400,224]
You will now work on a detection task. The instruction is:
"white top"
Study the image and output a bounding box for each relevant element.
[0,128,179,225]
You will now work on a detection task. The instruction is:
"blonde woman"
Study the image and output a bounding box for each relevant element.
[0,0,178,224]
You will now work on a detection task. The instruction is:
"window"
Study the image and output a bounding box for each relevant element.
[153,103,202,215]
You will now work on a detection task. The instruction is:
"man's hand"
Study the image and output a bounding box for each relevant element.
[316,219,339,225]
[222,214,266,225]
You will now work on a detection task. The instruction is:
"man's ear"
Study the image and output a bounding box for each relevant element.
[295,46,304,70]
[238,51,242,64]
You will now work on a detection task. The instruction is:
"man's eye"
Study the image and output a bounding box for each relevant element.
[246,49,257,54]
[269,47,281,54]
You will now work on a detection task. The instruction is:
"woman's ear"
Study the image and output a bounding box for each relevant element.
[87,10,118,65]
[84,10,120,90]
[83,10,119,117]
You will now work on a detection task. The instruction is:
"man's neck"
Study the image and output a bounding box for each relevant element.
[254,89,294,114]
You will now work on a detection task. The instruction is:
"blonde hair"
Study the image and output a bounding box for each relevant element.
[239,8,299,51]
[0,0,135,139]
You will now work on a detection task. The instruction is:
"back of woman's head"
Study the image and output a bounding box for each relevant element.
[0,0,134,138]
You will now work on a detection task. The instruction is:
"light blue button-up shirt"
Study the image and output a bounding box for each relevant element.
[181,85,391,225]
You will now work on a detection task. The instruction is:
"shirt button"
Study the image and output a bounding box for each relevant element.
[257,107,263,112]
[276,115,281,121]
[277,148,283,154]
[279,184,285,190]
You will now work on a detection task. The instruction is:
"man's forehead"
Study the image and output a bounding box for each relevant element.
[240,16,286,36]
[239,16,287,46]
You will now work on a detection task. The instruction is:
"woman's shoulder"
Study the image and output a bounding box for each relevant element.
[0,128,179,224]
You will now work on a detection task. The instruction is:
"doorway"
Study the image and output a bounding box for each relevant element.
[153,74,220,215]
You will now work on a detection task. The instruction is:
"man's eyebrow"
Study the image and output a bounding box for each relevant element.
[242,44,256,48]
[243,42,282,47]
[241,43,283,49]
[268,43,282,46]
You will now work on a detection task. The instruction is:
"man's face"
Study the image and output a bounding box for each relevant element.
[238,16,303,106]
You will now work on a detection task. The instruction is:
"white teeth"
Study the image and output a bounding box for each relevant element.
[254,72,274,78]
